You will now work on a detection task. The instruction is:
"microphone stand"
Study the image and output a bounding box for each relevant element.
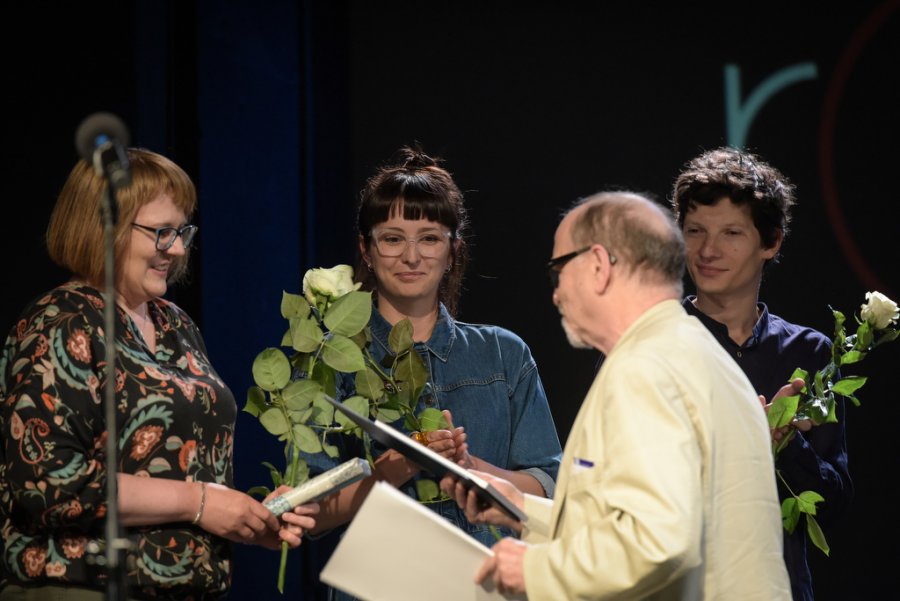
[98,177,131,601]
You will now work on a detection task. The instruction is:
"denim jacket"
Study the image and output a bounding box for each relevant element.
[315,303,562,550]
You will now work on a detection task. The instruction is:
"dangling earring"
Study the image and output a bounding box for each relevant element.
[445,263,452,274]
[366,262,373,272]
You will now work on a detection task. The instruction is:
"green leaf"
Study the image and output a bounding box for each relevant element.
[292,423,322,453]
[288,458,310,487]
[252,349,291,391]
[322,334,366,372]
[351,328,371,349]
[281,291,311,319]
[418,407,449,431]
[843,394,861,408]
[415,478,441,502]
[839,350,864,366]
[812,368,825,398]
[797,490,824,515]
[247,485,272,499]
[323,440,340,458]
[311,395,336,426]
[323,291,372,337]
[280,328,292,347]
[282,379,322,412]
[355,367,385,400]
[781,497,800,534]
[767,394,799,429]
[376,406,403,423]
[244,386,266,417]
[855,319,873,350]
[290,316,324,353]
[797,395,830,425]
[403,413,419,432]
[875,328,899,346]
[312,360,337,398]
[290,352,311,372]
[335,396,369,430]
[260,407,290,435]
[388,319,414,353]
[395,349,429,409]
[831,307,845,331]
[289,407,314,424]
[806,514,830,556]
[831,375,867,397]
[261,461,284,487]
[788,367,808,385]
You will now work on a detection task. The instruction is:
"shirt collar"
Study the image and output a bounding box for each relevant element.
[369,303,456,362]
[682,295,771,348]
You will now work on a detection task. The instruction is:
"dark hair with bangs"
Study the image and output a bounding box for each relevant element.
[355,145,470,315]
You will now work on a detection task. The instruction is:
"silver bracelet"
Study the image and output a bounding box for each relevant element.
[192,482,207,525]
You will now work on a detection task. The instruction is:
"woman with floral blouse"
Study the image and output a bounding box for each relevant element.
[0,149,318,600]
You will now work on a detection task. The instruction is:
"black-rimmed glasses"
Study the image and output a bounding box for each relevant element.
[132,223,198,251]
[546,246,617,288]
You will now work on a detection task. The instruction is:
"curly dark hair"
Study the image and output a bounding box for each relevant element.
[671,147,796,263]
[355,145,470,316]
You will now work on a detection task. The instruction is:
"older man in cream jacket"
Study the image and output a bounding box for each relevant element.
[442,191,790,600]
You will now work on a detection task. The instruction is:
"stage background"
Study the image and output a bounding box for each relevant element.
[2,1,897,598]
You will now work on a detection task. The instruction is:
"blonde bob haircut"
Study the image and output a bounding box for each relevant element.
[46,148,197,287]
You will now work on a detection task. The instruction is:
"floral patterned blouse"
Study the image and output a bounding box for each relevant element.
[0,282,236,599]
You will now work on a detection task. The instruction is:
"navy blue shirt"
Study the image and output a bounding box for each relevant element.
[684,297,852,601]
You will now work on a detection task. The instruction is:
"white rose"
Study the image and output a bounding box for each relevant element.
[302,265,360,305]
[860,291,899,330]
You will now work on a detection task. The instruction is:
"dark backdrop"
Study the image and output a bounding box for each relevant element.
[2,1,898,599]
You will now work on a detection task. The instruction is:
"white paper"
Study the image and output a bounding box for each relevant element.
[320,481,523,601]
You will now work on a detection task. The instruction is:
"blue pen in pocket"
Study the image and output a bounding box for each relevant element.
[573,457,594,473]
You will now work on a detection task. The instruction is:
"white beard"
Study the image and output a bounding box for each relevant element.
[561,317,592,350]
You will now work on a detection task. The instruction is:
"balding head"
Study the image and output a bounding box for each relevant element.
[565,192,685,294]
[550,191,686,354]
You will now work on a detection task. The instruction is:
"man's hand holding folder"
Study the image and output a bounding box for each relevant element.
[440,470,525,533]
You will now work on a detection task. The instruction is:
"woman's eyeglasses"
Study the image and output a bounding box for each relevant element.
[132,223,198,251]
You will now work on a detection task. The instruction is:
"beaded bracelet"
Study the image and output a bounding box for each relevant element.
[192,482,207,525]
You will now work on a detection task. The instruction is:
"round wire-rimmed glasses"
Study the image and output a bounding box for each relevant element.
[371,229,452,258]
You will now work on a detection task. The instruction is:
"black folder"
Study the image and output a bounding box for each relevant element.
[323,394,528,523]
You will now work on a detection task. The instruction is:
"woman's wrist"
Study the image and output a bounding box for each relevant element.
[374,449,417,486]
[464,454,480,471]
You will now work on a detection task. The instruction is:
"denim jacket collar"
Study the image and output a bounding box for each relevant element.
[368,303,456,363]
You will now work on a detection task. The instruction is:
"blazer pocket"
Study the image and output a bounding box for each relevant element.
[566,463,601,494]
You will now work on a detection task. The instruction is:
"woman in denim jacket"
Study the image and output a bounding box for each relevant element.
[309,146,562,597]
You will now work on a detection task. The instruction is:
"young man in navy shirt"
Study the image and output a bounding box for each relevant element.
[670,147,852,601]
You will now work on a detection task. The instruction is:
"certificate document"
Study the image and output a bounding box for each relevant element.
[320,481,524,601]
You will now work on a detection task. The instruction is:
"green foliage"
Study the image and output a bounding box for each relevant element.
[245,265,448,592]
[774,292,898,557]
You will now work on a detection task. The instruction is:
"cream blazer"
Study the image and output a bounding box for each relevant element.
[522,300,791,600]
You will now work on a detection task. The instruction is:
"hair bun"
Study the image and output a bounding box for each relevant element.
[394,143,442,170]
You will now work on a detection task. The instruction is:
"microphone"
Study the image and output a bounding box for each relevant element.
[75,112,132,190]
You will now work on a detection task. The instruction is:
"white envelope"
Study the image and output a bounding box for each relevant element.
[319,481,524,601]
